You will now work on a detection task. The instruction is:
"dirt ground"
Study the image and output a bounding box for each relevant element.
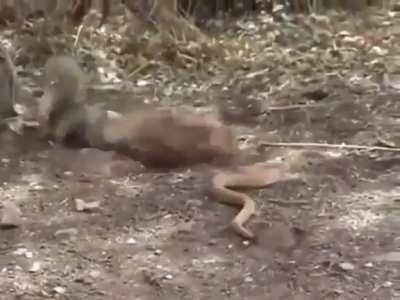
[2,14,400,299]
[0,71,400,300]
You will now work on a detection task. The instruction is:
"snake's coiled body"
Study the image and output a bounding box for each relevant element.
[212,164,297,240]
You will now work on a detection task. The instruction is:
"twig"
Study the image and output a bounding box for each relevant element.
[74,24,84,48]
[269,199,310,206]
[177,52,198,64]
[265,103,324,112]
[127,61,153,79]
[260,142,400,152]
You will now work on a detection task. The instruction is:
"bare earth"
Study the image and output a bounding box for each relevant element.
[1,72,400,300]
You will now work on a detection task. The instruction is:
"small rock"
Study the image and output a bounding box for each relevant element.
[176,222,193,233]
[164,274,173,280]
[89,270,101,278]
[208,239,217,246]
[63,171,73,176]
[244,276,253,283]
[338,262,355,271]
[186,199,202,207]
[106,110,122,119]
[53,286,66,294]
[75,276,93,285]
[75,199,101,212]
[29,261,41,273]
[364,262,373,268]
[332,288,344,295]
[55,228,78,238]
[242,240,250,247]
[382,281,393,288]
[39,290,51,297]
[136,79,151,87]
[0,202,22,229]
[31,88,44,97]
[154,249,162,256]
[30,185,45,191]
[1,158,10,164]
[13,248,28,256]
[127,238,137,245]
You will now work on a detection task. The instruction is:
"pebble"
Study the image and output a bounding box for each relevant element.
[30,185,45,191]
[53,287,66,294]
[176,222,193,233]
[186,199,202,207]
[55,228,78,238]
[127,238,137,245]
[75,199,101,212]
[89,270,101,278]
[338,262,355,271]
[208,239,217,246]
[29,261,41,273]
[13,248,29,256]
[382,281,393,288]
[364,262,373,268]
[0,202,22,228]
[137,79,151,87]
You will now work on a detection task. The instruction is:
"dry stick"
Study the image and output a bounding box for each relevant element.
[261,142,400,152]
[265,103,325,112]
[268,199,310,206]
[127,61,153,79]
[74,24,84,48]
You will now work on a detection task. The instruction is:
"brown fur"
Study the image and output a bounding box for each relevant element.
[38,55,86,140]
[39,55,297,241]
[102,108,237,168]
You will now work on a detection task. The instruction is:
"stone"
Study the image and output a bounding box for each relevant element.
[0,201,22,228]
